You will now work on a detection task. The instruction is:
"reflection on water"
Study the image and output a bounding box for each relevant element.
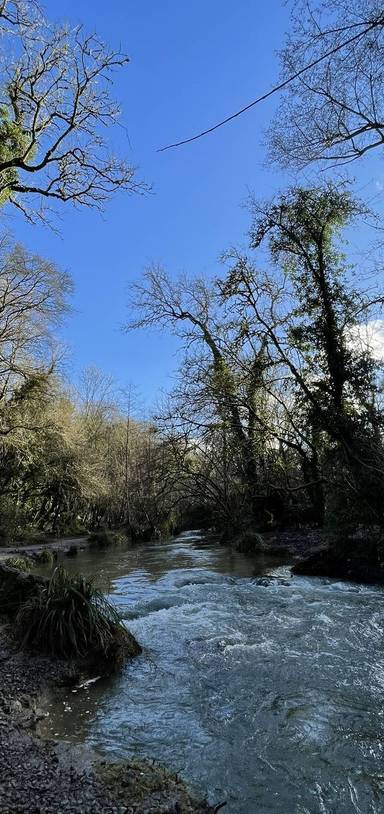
[42,531,384,813]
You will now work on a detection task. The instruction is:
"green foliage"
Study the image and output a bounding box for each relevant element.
[0,106,30,205]
[88,530,127,549]
[130,185,384,536]
[0,180,382,546]
[34,549,56,565]
[4,556,31,572]
[234,531,266,554]
[15,566,139,667]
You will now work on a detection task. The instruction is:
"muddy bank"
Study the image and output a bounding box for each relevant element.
[225,527,326,558]
[0,536,89,561]
[0,562,217,812]
[0,623,219,813]
[227,527,384,585]
[293,535,384,585]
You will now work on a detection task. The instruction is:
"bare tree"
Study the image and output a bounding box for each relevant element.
[269,0,384,167]
[128,264,292,524]
[0,1,40,33]
[0,236,72,393]
[0,1,146,220]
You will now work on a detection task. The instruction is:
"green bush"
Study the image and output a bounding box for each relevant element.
[234,530,267,554]
[34,548,56,565]
[15,566,141,669]
[88,529,127,549]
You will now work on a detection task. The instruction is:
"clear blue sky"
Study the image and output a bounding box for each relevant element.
[8,1,384,408]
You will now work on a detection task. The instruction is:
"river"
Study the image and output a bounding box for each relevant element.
[41,530,384,813]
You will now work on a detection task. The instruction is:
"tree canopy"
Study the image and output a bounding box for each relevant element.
[0,0,146,221]
[129,185,384,532]
[270,0,384,167]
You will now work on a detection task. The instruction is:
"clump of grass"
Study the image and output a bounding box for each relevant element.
[4,556,31,572]
[235,530,267,554]
[34,548,56,565]
[15,566,141,669]
[88,529,127,549]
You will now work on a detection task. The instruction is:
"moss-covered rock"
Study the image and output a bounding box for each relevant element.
[0,562,46,614]
[0,563,141,672]
[88,623,142,673]
[97,758,221,813]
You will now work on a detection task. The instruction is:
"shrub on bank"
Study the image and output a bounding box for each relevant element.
[234,531,267,554]
[34,548,56,565]
[88,529,127,549]
[15,566,141,669]
[4,556,31,572]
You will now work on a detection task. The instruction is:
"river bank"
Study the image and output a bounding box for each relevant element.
[0,526,325,565]
[231,528,384,586]
[2,524,383,588]
[0,585,218,813]
[0,535,90,561]
[39,531,384,813]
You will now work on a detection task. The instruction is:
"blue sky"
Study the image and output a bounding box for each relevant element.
[7,1,384,409]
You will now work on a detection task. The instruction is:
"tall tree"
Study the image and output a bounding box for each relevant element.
[0,0,145,220]
[228,185,384,526]
[128,265,285,525]
[0,237,72,420]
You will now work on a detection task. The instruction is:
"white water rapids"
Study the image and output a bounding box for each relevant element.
[42,531,384,813]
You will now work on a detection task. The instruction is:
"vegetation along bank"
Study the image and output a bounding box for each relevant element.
[0,560,221,813]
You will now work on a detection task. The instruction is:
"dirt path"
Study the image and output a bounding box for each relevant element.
[0,537,89,559]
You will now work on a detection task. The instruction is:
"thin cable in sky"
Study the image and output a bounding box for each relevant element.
[157,16,384,153]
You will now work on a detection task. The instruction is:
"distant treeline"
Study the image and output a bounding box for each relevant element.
[130,185,384,538]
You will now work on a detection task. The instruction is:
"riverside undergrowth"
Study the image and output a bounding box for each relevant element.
[0,563,141,670]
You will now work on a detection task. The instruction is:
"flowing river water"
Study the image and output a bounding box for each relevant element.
[41,531,384,813]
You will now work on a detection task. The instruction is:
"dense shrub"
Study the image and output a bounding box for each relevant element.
[15,567,141,669]
[34,548,56,565]
[88,529,127,549]
[234,531,267,554]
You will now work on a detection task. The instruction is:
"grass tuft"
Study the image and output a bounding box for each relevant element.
[234,530,267,554]
[15,566,141,669]
[88,529,127,549]
[34,548,56,565]
[4,556,31,572]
